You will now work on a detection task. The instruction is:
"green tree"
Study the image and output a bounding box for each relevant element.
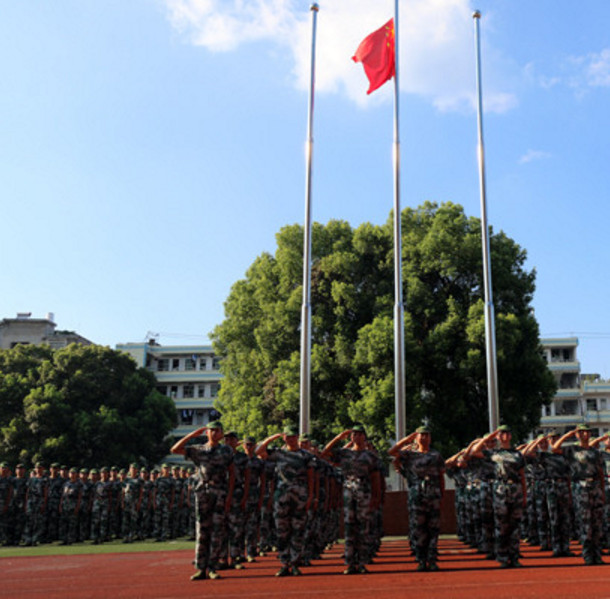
[212,202,555,456]
[0,344,177,467]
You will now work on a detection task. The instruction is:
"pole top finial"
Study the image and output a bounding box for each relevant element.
[311,2,319,11]
[473,10,481,19]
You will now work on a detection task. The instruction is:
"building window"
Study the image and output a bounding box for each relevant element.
[199,357,208,371]
[210,383,220,398]
[157,385,168,396]
[179,409,194,425]
[157,359,169,372]
[212,357,221,370]
[185,357,196,371]
[183,384,194,399]
[172,358,180,371]
[586,399,597,412]
[170,385,178,398]
[197,385,206,398]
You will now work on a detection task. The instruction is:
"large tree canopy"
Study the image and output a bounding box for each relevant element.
[212,202,556,456]
[0,343,177,467]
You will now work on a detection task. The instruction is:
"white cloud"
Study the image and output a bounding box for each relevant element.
[519,149,551,164]
[162,0,516,112]
[586,48,610,87]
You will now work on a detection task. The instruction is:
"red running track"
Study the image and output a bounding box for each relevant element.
[2,538,609,599]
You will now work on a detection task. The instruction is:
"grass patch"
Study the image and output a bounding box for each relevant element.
[0,538,194,558]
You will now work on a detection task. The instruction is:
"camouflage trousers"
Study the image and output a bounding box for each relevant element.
[45,500,61,542]
[194,487,227,572]
[0,506,9,544]
[121,501,139,542]
[23,498,44,545]
[546,479,571,554]
[223,496,246,561]
[154,496,171,541]
[343,486,372,568]
[408,486,441,566]
[534,480,550,548]
[478,481,495,555]
[90,503,110,542]
[273,484,308,567]
[525,480,538,544]
[244,500,261,558]
[492,480,523,565]
[572,480,604,562]
[259,498,275,551]
[59,506,79,544]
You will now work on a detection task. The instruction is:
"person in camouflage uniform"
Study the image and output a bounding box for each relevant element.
[552,424,605,565]
[242,436,265,563]
[77,468,93,542]
[526,432,574,557]
[257,425,314,577]
[59,468,82,545]
[445,452,469,545]
[106,467,121,540]
[8,464,27,545]
[258,459,276,555]
[323,425,382,574]
[172,421,235,581]
[170,465,183,539]
[45,463,63,543]
[138,467,154,540]
[23,462,48,546]
[121,464,143,543]
[0,463,13,546]
[471,425,526,569]
[153,464,175,543]
[390,426,444,572]
[591,432,610,553]
[90,467,112,544]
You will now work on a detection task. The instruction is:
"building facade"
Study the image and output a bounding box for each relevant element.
[0,312,92,349]
[115,340,222,465]
[538,337,610,436]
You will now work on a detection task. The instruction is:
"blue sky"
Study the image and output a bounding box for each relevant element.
[2,0,610,377]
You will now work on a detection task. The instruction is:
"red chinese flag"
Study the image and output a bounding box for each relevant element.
[352,19,395,94]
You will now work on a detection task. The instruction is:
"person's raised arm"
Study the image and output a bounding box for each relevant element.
[320,430,351,460]
[256,433,283,460]
[171,426,208,455]
[388,431,418,457]
[551,428,577,454]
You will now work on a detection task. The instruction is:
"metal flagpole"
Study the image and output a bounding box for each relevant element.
[473,11,500,432]
[393,0,406,450]
[299,3,319,435]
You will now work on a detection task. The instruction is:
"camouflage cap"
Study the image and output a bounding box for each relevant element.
[129,463,138,469]
[207,420,223,430]
[161,463,170,469]
[299,433,311,441]
[351,424,367,434]
[100,467,109,473]
[416,425,431,434]
[16,463,25,469]
[51,462,60,469]
[224,430,238,439]
[69,467,78,473]
[283,424,299,436]
[0,462,8,469]
[119,468,126,474]
[90,468,99,474]
[497,425,512,433]
[110,466,119,472]
[244,436,256,444]
[34,462,44,468]
[576,423,591,432]
[140,467,148,473]
[79,468,89,474]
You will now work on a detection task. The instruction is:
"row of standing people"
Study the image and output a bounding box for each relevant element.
[171,422,387,580]
[447,424,610,567]
[0,461,197,546]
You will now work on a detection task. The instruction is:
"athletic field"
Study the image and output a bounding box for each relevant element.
[2,538,608,598]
